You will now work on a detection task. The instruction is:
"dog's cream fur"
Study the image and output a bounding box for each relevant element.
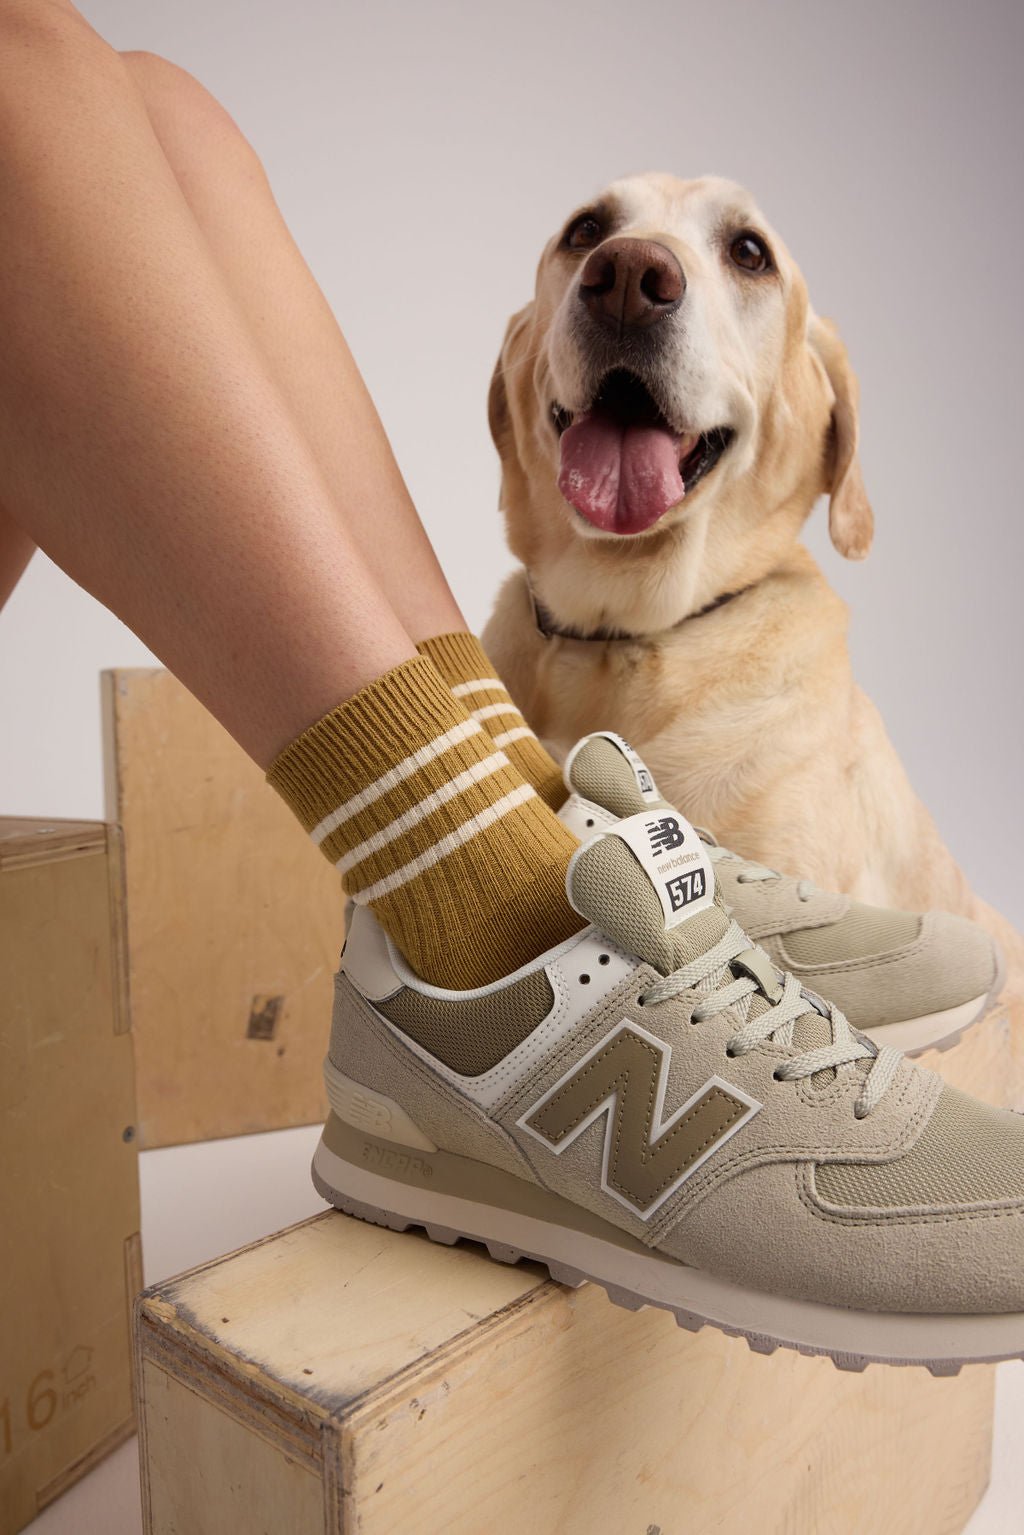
[483,173,1022,998]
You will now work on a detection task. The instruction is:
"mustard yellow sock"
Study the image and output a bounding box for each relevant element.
[416,632,566,811]
[267,656,582,989]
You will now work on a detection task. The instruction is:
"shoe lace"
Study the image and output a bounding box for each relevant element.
[703,839,816,902]
[638,919,902,1118]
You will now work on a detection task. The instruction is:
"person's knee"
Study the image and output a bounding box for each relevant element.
[121,50,267,186]
[0,0,93,40]
[0,1,124,74]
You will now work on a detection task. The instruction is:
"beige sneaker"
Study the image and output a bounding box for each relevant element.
[558,733,1003,1054]
[313,753,1024,1372]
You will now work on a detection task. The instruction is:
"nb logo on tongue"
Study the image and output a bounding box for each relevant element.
[584,810,716,931]
[645,816,686,854]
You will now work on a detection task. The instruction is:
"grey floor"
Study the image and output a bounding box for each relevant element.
[25,1125,1024,1535]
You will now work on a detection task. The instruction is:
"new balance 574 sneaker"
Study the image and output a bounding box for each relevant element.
[313,740,1024,1372]
[558,732,1003,1054]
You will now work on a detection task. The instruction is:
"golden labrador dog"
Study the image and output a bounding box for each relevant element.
[482,172,1022,1086]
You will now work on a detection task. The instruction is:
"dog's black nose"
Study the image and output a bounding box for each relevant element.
[579,238,685,332]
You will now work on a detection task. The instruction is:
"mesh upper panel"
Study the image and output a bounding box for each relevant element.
[569,810,834,1058]
[566,735,853,1068]
[376,968,554,1075]
[783,903,921,965]
[815,1086,1024,1209]
[569,834,728,975]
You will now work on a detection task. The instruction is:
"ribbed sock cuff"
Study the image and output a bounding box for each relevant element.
[416,631,498,688]
[417,631,567,810]
[266,656,471,832]
[266,653,582,987]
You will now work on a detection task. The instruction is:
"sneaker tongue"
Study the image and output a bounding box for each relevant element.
[566,810,727,975]
[563,734,847,1064]
[563,731,665,815]
[569,826,837,1058]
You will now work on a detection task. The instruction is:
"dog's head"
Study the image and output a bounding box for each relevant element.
[489,173,871,631]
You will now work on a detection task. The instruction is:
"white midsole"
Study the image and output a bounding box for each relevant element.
[312,1139,1024,1365]
[864,993,988,1055]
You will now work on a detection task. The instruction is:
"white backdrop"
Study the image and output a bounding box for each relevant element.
[1,0,1021,924]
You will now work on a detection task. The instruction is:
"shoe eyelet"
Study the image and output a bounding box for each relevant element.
[636,994,646,1007]
[771,1068,783,1082]
[725,1045,737,1058]
[579,973,591,985]
[598,953,610,966]
[585,818,595,828]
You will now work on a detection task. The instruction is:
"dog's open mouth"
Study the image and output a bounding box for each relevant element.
[551,369,733,536]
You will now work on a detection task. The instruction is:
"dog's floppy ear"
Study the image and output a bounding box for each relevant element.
[487,302,532,457]
[487,343,511,456]
[809,316,873,560]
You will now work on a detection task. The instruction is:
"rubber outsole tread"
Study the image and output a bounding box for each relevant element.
[310,1166,1024,1376]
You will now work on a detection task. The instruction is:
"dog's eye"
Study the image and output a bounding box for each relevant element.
[565,214,603,252]
[730,232,773,274]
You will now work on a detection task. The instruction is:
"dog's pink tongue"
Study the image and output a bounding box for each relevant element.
[558,412,684,534]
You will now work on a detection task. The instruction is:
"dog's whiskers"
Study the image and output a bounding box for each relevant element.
[497,341,550,378]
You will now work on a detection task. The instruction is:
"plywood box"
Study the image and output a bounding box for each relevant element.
[0,818,141,1535]
[135,1211,993,1535]
[102,668,346,1148]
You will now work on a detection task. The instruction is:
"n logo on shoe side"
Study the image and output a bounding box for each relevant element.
[518,1022,761,1219]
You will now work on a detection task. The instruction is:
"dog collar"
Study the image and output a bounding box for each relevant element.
[527,574,751,643]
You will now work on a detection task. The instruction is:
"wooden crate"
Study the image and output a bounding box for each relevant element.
[0,818,141,1535]
[135,1211,994,1535]
[102,668,346,1148]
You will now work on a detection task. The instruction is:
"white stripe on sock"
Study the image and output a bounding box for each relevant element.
[472,702,523,724]
[350,783,536,904]
[311,719,484,845]
[336,751,510,876]
[491,726,534,749]
[451,677,504,699]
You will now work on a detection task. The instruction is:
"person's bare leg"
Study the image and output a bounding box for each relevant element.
[111,52,568,809]
[119,49,466,648]
[0,3,582,993]
[0,0,417,766]
[0,2,583,994]
[0,502,34,609]
[0,23,565,801]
